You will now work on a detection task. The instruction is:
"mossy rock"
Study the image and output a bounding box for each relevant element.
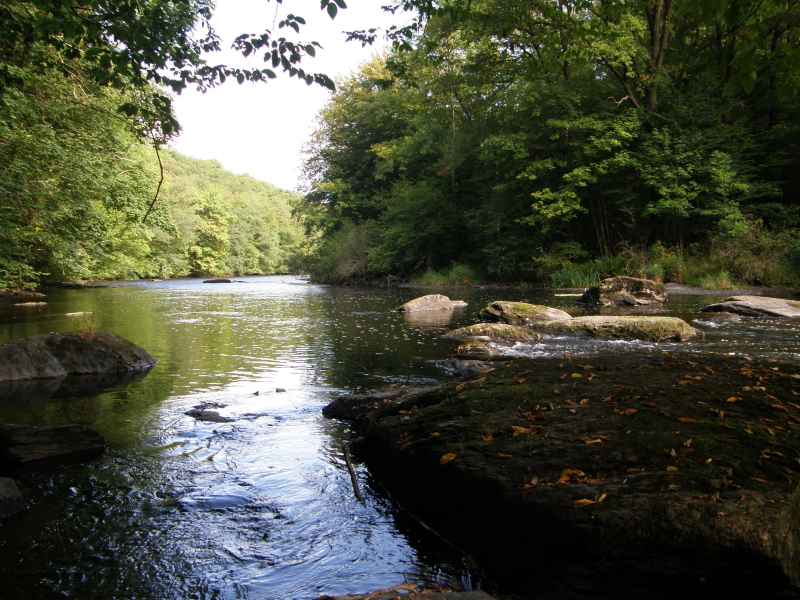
[533,316,699,342]
[480,301,571,325]
[443,323,542,344]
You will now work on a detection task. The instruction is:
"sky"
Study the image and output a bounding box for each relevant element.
[169,1,399,192]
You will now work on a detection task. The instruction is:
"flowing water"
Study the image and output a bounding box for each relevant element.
[0,276,798,599]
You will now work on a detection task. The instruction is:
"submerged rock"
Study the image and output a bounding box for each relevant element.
[319,591,495,600]
[454,341,514,361]
[398,294,467,313]
[0,332,156,383]
[0,290,46,303]
[702,295,800,319]
[0,424,106,469]
[581,276,667,306]
[0,478,24,518]
[431,359,495,379]
[480,301,571,324]
[443,323,542,344]
[532,315,699,342]
[13,302,48,308]
[185,409,233,423]
[203,278,233,284]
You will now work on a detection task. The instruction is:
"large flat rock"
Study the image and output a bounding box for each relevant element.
[325,354,800,596]
[0,424,106,470]
[0,332,156,383]
[702,295,800,318]
[532,315,699,342]
[443,323,542,344]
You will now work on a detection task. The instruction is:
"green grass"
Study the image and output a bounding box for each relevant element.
[411,263,479,286]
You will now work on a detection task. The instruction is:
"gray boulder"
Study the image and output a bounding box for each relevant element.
[702,295,800,319]
[581,276,667,306]
[480,301,571,324]
[0,332,156,383]
[398,294,467,312]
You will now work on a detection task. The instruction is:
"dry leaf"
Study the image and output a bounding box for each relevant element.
[678,417,698,424]
[512,425,533,437]
[571,373,583,380]
[496,452,513,459]
[559,468,586,484]
[574,498,596,507]
[439,452,457,465]
[726,396,741,404]
[431,432,441,438]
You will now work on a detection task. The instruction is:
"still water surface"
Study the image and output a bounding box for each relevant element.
[0,276,798,599]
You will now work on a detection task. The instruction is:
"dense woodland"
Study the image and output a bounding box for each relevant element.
[2,1,800,289]
[300,1,800,288]
[0,0,311,289]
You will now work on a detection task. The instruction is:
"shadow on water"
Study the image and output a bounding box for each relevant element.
[0,277,798,598]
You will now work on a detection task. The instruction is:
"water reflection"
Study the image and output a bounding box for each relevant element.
[0,277,798,598]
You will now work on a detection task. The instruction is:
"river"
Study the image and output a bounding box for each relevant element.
[0,276,798,599]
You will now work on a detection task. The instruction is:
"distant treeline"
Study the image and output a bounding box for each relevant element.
[0,64,304,288]
[300,1,800,288]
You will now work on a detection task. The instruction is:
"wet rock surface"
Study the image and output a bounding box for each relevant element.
[0,332,156,383]
[443,323,543,344]
[480,301,572,324]
[531,315,699,342]
[0,424,106,470]
[398,294,468,313]
[0,477,24,519]
[319,590,496,600]
[702,295,800,319]
[325,353,800,598]
[581,276,667,307]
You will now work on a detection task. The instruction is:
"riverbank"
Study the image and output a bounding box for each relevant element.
[325,352,800,598]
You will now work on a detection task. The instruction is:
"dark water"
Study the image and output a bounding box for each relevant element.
[0,277,798,599]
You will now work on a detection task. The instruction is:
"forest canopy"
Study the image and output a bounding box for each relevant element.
[300,0,800,288]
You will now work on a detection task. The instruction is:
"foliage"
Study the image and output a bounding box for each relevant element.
[300,0,800,287]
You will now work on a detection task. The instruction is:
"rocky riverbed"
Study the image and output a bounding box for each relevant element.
[325,352,800,598]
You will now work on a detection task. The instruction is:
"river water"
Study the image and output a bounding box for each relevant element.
[0,276,798,599]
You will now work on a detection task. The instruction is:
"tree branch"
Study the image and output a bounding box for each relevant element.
[142,139,164,223]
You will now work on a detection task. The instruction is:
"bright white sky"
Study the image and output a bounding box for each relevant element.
[170,1,399,192]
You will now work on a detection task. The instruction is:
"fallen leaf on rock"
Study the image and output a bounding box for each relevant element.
[512,425,533,437]
[726,396,741,404]
[583,437,607,446]
[439,452,457,465]
[431,432,441,438]
[496,452,513,459]
[678,416,698,424]
[579,399,590,407]
[571,373,584,380]
[574,498,596,507]
[559,468,587,484]
[666,466,679,472]
[523,477,539,490]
